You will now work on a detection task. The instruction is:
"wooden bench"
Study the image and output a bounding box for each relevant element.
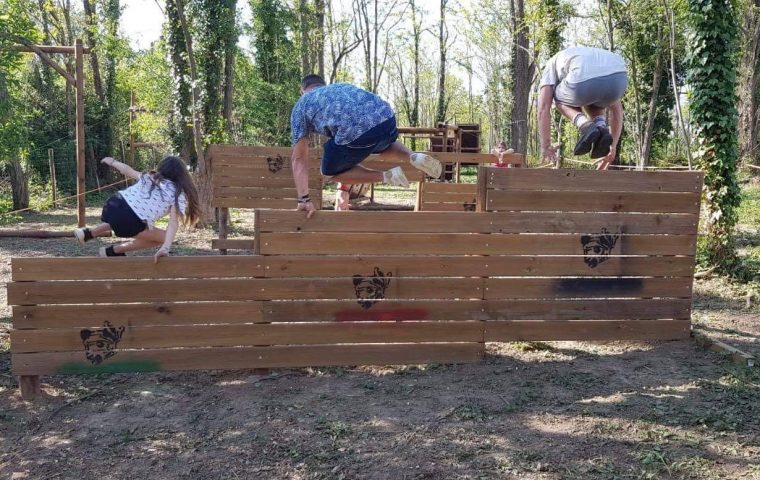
[208,145,324,252]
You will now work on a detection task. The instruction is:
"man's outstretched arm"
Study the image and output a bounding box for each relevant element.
[291,137,316,217]
[538,86,557,163]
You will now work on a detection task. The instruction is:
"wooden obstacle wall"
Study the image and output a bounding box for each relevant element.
[417,183,478,211]
[208,145,324,251]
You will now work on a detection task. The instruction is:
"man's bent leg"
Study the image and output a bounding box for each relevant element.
[556,102,601,156]
[329,165,384,184]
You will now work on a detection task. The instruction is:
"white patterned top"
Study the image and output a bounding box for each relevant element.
[119,174,187,228]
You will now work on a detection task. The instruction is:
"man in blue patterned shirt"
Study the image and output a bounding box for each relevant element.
[290,75,442,216]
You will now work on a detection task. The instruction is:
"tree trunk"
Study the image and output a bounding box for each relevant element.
[223,41,235,137]
[82,0,105,102]
[176,0,212,224]
[299,0,311,75]
[435,0,448,124]
[738,0,760,167]
[10,155,29,211]
[509,0,533,155]
[640,27,664,168]
[316,0,325,77]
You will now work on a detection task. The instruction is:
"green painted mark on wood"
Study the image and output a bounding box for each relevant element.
[57,360,161,375]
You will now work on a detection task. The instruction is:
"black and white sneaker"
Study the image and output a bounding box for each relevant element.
[74,227,92,245]
[99,245,125,257]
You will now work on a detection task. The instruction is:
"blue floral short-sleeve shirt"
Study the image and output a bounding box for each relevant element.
[290,83,394,146]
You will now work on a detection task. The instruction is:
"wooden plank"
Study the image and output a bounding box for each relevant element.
[12,257,265,281]
[421,192,479,203]
[12,343,484,375]
[419,202,477,212]
[261,298,692,322]
[258,233,697,256]
[213,161,323,173]
[258,210,493,233]
[485,212,699,235]
[485,277,693,299]
[485,299,692,321]
[421,183,479,194]
[485,167,704,193]
[213,176,322,189]
[486,191,701,214]
[426,151,525,165]
[211,239,255,250]
[13,302,265,329]
[8,278,484,305]
[214,186,301,199]
[263,255,696,278]
[11,321,485,353]
[213,198,301,209]
[207,145,299,158]
[255,210,698,234]
[485,320,691,341]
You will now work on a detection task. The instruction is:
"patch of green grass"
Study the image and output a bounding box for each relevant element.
[452,402,487,421]
[316,418,352,445]
[510,341,554,352]
[637,448,717,480]
[737,183,760,229]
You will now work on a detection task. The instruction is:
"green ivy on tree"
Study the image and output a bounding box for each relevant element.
[687,0,741,272]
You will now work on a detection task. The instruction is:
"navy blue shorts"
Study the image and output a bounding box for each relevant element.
[321,116,399,176]
[101,193,147,238]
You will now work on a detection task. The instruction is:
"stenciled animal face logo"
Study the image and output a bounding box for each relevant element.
[581,228,620,268]
[352,267,392,309]
[266,155,284,173]
[80,321,125,365]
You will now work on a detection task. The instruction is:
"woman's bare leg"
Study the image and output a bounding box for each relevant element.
[89,222,113,237]
[112,228,165,254]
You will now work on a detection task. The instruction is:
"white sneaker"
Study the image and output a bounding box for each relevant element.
[410,153,442,179]
[74,228,87,245]
[384,166,410,188]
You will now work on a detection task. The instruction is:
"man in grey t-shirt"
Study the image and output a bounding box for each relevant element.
[538,47,628,169]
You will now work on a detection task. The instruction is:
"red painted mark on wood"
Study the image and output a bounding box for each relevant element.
[335,308,429,322]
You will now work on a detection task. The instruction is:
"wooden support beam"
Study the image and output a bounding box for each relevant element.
[0,230,73,238]
[75,39,86,228]
[10,44,92,54]
[13,40,75,85]
[19,375,41,400]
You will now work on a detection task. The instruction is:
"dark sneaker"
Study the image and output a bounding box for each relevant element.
[591,126,613,159]
[99,245,125,257]
[573,121,601,156]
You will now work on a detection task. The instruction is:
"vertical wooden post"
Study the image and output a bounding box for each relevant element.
[75,39,86,227]
[219,208,229,255]
[476,166,488,213]
[415,178,423,211]
[370,183,375,203]
[19,375,41,400]
[48,149,57,207]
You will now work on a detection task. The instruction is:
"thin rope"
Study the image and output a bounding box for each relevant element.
[0,179,127,218]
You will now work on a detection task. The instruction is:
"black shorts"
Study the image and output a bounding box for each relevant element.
[101,193,147,238]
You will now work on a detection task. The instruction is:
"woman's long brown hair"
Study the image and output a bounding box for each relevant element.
[148,156,200,226]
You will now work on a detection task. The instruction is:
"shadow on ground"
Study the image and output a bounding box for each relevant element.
[1,340,757,479]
